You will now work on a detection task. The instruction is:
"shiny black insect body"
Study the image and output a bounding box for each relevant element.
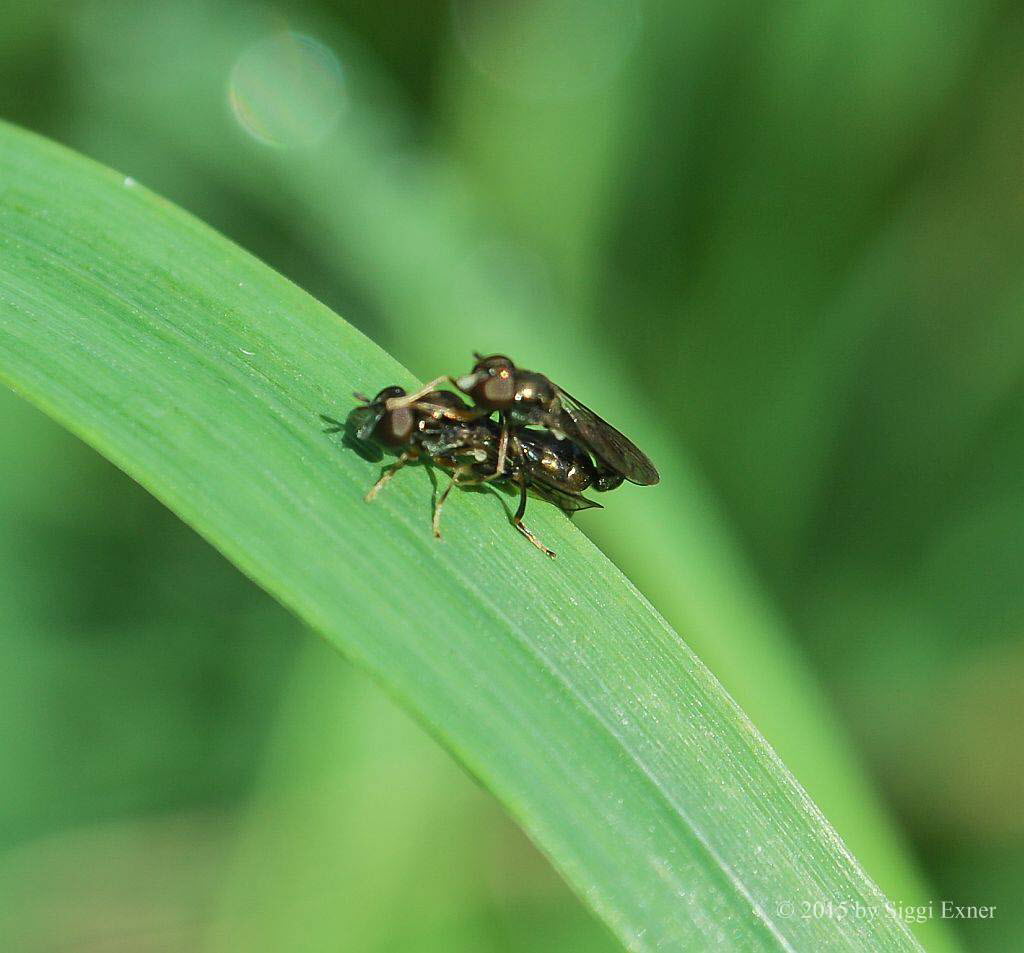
[438,424,604,557]
[327,385,489,502]
[345,386,477,461]
[458,353,660,488]
[505,428,603,515]
[326,387,595,556]
[391,354,659,488]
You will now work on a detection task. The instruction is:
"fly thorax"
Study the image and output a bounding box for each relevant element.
[478,369,516,408]
[515,372,556,407]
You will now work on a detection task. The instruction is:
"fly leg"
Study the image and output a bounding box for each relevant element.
[365,452,413,502]
[432,476,457,539]
[416,403,486,422]
[495,413,509,477]
[432,465,488,539]
[384,377,457,410]
[479,415,511,483]
[513,471,556,558]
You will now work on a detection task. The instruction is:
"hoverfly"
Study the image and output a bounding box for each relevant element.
[388,354,659,488]
[323,386,488,505]
[324,386,600,556]
[458,424,604,557]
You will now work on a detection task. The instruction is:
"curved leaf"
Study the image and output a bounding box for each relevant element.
[0,121,922,952]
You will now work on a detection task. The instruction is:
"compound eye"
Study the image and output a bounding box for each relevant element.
[374,406,415,446]
[479,370,516,408]
[374,385,407,403]
[472,354,515,374]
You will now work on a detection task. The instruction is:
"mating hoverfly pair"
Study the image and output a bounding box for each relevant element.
[324,354,659,557]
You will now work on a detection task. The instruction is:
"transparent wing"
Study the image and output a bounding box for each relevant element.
[554,388,660,486]
[528,479,604,514]
[321,411,384,462]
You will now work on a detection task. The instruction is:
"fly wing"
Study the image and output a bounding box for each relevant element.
[554,388,660,486]
[528,479,604,514]
[323,411,384,461]
[319,413,346,434]
[354,406,386,444]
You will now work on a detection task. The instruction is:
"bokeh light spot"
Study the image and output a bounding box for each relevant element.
[228,32,344,148]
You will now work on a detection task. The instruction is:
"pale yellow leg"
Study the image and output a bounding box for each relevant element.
[384,377,454,410]
[512,471,555,557]
[365,453,411,502]
[432,477,457,539]
[495,416,509,477]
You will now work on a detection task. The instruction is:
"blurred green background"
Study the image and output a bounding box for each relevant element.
[2,1,1022,950]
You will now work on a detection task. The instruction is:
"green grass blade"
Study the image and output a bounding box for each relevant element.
[0,120,922,952]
